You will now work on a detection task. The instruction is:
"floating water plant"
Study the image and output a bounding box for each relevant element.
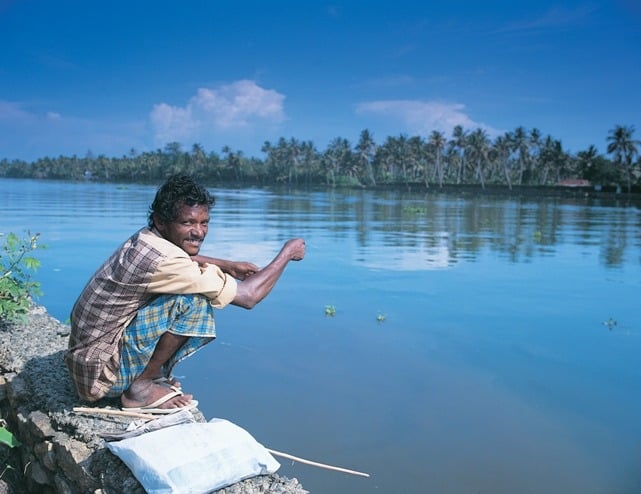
[324,305,336,317]
[602,317,617,331]
[402,206,427,215]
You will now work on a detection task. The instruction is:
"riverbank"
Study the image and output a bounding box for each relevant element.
[313,182,641,203]
[0,304,308,493]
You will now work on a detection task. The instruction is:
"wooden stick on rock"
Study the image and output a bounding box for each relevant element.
[73,406,156,421]
[267,448,370,478]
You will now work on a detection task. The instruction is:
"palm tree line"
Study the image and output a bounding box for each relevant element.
[1,124,639,191]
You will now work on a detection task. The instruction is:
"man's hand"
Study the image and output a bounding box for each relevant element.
[224,261,260,280]
[231,237,306,309]
[190,255,259,280]
[281,237,306,261]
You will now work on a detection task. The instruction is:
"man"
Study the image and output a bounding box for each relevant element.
[65,175,305,412]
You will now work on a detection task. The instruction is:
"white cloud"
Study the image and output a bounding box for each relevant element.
[356,99,500,138]
[358,240,455,271]
[150,80,286,145]
[149,103,197,143]
[0,100,34,123]
[499,5,597,33]
[0,101,64,125]
[0,99,149,161]
[200,238,282,267]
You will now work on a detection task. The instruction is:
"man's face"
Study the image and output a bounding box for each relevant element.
[155,202,210,255]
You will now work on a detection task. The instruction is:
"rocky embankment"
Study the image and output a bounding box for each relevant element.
[0,305,308,493]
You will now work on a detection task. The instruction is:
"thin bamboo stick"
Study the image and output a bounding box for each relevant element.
[266,448,370,478]
[73,407,155,420]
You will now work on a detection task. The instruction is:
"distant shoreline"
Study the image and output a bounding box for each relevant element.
[205,181,641,203]
[3,176,641,203]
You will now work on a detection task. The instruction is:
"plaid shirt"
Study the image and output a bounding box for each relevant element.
[65,227,237,401]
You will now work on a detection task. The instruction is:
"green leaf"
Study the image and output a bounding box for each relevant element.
[0,426,21,447]
[23,257,41,270]
[5,232,19,249]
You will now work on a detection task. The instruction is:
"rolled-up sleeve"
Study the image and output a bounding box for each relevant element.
[147,256,238,308]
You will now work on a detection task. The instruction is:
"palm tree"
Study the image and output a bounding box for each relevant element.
[373,139,392,184]
[451,125,467,184]
[607,125,639,193]
[576,145,617,184]
[287,137,302,185]
[355,129,377,186]
[466,128,490,189]
[576,145,599,180]
[529,128,542,183]
[493,134,512,190]
[395,134,410,186]
[444,143,459,184]
[376,135,402,184]
[429,130,447,188]
[323,137,352,185]
[190,143,206,179]
[509,126,530,185]
[163,142,186,177]
[221,146,243,181]
[299,140,318,185]
[262,137,290,183]
[406,135,425,186]
[538,136,566,184]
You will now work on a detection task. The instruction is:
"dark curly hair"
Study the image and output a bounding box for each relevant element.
[148,175,215,228]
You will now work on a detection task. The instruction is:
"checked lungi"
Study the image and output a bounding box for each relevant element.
[106,293,216,397]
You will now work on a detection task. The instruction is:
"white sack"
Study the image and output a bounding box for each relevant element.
[107,418,280,494]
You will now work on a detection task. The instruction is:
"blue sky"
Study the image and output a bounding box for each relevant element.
[1,1,639,162]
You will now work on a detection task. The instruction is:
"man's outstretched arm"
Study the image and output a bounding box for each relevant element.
[191,255,260,280]
[232,238,306,309]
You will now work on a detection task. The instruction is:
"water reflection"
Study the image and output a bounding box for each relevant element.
[3,181,640,272]
[212,187,641,270]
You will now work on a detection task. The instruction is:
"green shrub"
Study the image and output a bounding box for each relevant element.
[0,232,45,323]
[334,175,363,187]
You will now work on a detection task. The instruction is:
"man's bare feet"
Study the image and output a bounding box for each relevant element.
[122,378,193,410]
[152,375,182,390]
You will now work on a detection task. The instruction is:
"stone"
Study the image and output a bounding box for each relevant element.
[53,473,75,494]
[5,374,28,405]
[53,434,99,492]
[0,375,6,401]
[34,441,57,471]
[24,459,51,486]
[29,410,56,439]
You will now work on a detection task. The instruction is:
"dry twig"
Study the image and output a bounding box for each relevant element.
[267,448,370,477]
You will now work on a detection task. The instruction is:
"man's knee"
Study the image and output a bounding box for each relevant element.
[170,294,213,317]
[135,293,215,338]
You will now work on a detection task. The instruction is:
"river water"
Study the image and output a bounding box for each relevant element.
[1,178,640,493]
